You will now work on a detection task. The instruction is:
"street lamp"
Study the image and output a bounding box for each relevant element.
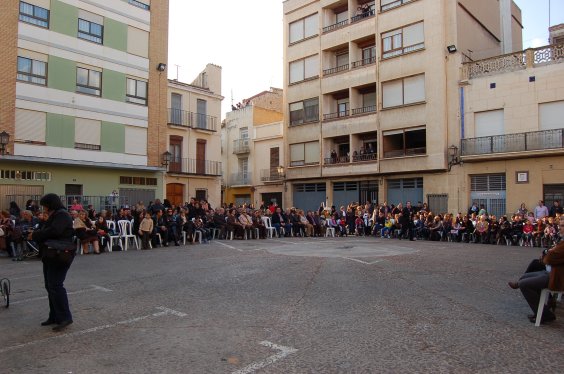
[277,165,285,178]
[161,151,172,167]
[0,131,9,155]
[447,144,462,171]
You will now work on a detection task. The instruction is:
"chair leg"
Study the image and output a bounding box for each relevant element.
[535,289,550,326]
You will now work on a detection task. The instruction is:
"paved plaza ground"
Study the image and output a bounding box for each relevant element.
[0,236,563,373]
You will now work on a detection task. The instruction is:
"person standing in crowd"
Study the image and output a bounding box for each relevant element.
[534,200,549,220]
[31,193,76,332]
[549,200,563,217]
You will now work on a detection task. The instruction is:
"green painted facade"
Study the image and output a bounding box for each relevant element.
[47,56,76,92]
[50,0,78,38]
[102,69,126,102]
[101,122,126,153]
[104,18,128,52]
[46,113,75,148]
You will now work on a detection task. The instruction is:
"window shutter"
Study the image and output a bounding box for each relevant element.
[539,101,564,130]
[15,109,46,142]
[290,143,304,162]
[127,26,149,58]
[304,55,319,79]
[403,74,425,104]
[289,60,304,83]
[125,126,147,155]
[403,22,424,46]
[475,110,504,137]
[75,118,101,145]
[289,20,303,43]
[304,14,318,38]
[382,80,403,108]
[304,141,319,164]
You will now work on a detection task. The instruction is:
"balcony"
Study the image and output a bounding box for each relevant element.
[324,155,350,165]
[351,105,376,116]
[323,19,348,33]
[461,129,564,156]
[323,110,350,121]
[233,139,250,154]
[260,169,284,182]
[351,7,375,23]
[323,64,349,76]
[461,44,564,80]
[168,109,218,132]
[352,152,377,162]
[167,158,222,176]
[351,56,376,69]
[230,173,252,186]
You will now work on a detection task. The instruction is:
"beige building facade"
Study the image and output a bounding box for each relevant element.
[222,88,284,207]
[165,64,223,207]
[0,0,168,210]
[282,0,522,213]
[453,43,564,217]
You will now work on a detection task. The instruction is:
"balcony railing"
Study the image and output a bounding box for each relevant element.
[323,19,348,33]
[461,44,564,80]
[260,169,284,182]
[384,147,426,158]
[168,108,218,131]
[351,105,376,115]
[461,129,564,156]
[351,8,375,23]
[230,173,252,186]
[323,110,349,121]
[167,158,222,176]
[323,64,349,76]
[351,56,376,68]
[233,139,250,154]
[352,153,377,162]
[324,156,350,165]
[382,42,425,59]
[381,0,416,12]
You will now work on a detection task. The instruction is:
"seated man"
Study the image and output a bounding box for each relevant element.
[226,209,245,239]
[152,209,169,247]
[508,229,564,324]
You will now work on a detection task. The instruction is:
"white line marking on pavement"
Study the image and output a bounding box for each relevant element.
[342,257,382,265]
[0,306,186,354]
[11,284,112,305]
[232,340,298,374]
[216,241,243,251]
[9,274,42,280]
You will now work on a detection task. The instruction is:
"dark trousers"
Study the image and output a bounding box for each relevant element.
[518,270,549,314]
[43,258,73,323]
[141,231,151,249]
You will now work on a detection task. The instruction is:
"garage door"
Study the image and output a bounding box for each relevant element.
[293,183,326,211]
[333,182,359,208]
[386,178,423,206]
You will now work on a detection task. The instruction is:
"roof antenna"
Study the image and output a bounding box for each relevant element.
[174,64,180,80]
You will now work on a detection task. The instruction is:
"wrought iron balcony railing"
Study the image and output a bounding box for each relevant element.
[323,110,349,121]
[352,153,377,162]
[351,8,375,23]
[168,108,218,131]
[230,173,252,186]
[351,56,376,68]
[351,105,376,115]
[260,169,284,182]
[324,156,350,165]
[233,139,250,154]
[461,129,564,156]
[322,19,348,33]
[167,158,222,176]
[323,64,349,76]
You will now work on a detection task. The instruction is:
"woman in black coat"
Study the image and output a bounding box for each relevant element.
[31,193,75,332]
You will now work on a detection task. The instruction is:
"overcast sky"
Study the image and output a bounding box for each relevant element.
[168,0,564,119]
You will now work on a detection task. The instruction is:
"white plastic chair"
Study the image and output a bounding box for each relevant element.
[117,220,139,251]
[535,289,564,326]
[193,230,202,244]
[262,217,276,238]
[325,221,335,237]
[107,220,121,252]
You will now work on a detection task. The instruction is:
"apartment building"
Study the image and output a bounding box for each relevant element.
[455,41,564,217]
[0,0,168,210]
[165,64,223,207]
[282,0,522,212]
[222,88,284,207]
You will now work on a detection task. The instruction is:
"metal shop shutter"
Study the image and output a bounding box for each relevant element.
[293,183,326,212]
[333,181,359,208]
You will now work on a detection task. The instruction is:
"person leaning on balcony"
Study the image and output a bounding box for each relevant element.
[534,200,549,220]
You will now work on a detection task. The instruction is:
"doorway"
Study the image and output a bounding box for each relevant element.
[166,183,184,207]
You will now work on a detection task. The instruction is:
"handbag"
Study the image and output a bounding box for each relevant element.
[44,239,75,266]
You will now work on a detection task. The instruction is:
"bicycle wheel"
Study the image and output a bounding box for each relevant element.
[1,279,9,308]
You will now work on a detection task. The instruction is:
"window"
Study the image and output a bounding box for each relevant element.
[78,18,103,44]
[336,51,349,68]
[382,74,425,108]
[475,110,504,137]
[337,98,349,117]
[0,170,51,181]
[19,1,49,28]
[125,126,147,155]
[336,10,348,24]
[128,0,150,10]
[289,14,318,44]
[290,141,320,166]
[127,26,149,57]
[76,67,102,96]
[119,176,157,185]
[289,55,319,84]
[289,98,319,125]
[17,56,46,85]
[382,22,424,59]
[126,78,148,105]
[239,158,249,179]
[539,101,564,130]
[240,127,249,139]
[383,127,426,158]
[381,0,416,12]
[197,99,207,129]
[362,45,376,63]
[15,109,46,143]
[75,118,101,150]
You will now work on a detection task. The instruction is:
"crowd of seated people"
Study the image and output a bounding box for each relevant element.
[1,198,563,260]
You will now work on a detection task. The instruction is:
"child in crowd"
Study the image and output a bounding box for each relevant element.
[522,219,534,247]
[139,212,154,249]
